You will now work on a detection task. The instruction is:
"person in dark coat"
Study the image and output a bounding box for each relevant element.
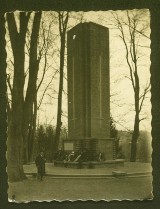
[35,151,46,180]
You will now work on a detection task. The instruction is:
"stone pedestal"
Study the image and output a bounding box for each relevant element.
[63,138,114,160]
[97,139,114,160]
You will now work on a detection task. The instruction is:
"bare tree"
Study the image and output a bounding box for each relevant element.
[111,10,150,162]
[22,12,42,163]
[6,11,43,181]
[54,11,69,154]
[27,13,59,161]
[6,12,31,181]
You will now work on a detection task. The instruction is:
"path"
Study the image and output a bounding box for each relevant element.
[8,162,153,202]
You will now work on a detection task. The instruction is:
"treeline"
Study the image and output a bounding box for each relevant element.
[32,125,67,162]
[30,116,117,162]
[117,130,152,162]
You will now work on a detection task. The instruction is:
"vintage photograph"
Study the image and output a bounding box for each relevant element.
[6,9,152,201]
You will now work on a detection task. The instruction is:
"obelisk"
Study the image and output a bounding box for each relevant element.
[67,22,113,160]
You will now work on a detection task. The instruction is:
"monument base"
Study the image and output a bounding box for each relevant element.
[56,138,123,169]
[54,159,124,169]
[62,138,116,162]
[96,138,115,160]
[67,138,115,161]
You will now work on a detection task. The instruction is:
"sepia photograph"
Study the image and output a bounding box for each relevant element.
[5,9,152,202]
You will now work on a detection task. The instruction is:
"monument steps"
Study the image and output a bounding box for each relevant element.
[54,159,125,169]
[25,172,151,179]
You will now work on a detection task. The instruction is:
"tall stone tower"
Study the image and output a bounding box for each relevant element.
[67,22,113,160]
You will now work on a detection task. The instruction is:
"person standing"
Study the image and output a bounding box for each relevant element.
[35,151,46,181]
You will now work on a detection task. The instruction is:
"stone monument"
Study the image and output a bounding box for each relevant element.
[67,22,113,160]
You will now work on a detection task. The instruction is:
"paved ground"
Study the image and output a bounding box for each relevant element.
[8,162,153,202]
[24,162,152,176]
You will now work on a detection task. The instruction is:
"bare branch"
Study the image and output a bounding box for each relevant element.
[37,75,55,109]
[113,13,135,90]
[139,117,147,122]
[139,83,150,113]
[112,118,132,133]
[36,53,47,92]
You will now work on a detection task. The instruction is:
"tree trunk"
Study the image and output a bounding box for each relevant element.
[130,65,140,162]
[130,113,140,162]
[54,12,69,155]
[7,48,26,180]
[22,12,41,163]
[7,131,25,182]
[6,12,30,181]
[7,47,26,181]
[28,97,37,162]
[54,33,66,154]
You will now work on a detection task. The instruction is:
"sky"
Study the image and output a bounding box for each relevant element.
[6,9,151,132]
[82,10,151,131]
